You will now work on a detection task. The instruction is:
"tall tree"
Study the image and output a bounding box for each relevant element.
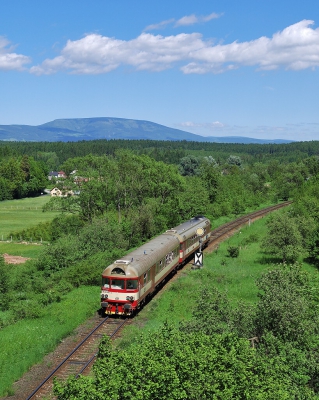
[262,212,303,262]
[255,263,319,346]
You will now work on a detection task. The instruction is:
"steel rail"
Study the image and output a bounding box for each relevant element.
[75,318,127,377]
[26,316,110,400]
[210,201,292,239]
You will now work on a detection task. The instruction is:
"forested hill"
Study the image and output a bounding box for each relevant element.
[0,117,292,144]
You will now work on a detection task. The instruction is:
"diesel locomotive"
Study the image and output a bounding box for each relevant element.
[100,216,211,316]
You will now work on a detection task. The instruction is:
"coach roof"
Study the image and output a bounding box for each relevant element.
[102,232,180,278]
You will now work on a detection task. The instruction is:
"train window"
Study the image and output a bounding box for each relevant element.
[156,258,166,274]
[111,267,125,275]
[111,279,125,289]
[165,251,174,265]
[173,247,178,258]
[143,273,147,285]
[126,280,138,290]
[102,277,110,288]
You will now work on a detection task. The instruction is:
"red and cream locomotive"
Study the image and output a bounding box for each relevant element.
[100,216,211,316]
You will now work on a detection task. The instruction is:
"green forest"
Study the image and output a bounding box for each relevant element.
[2,139,319,398]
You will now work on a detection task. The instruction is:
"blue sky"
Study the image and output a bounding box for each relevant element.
[1,0,319,141]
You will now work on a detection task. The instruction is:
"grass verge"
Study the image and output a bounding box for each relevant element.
[0,286,99,397]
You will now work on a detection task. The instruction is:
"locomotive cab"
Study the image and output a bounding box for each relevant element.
[101,261,139,315]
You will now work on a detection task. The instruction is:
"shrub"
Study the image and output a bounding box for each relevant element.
[242,233,260,245]
[9,221,52,242]
[227,246,239,258]
[11,299,44,320]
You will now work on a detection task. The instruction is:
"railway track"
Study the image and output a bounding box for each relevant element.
[22,201,291,400]
[26,317,128,399]
[206,201,292,252]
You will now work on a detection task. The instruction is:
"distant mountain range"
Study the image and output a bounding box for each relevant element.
[0,117,294,144]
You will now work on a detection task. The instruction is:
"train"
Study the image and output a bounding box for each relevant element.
[100,215,211,316]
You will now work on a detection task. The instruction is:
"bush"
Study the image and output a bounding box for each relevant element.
[11,299,44,320]
[242,233,260,245]
[227,246,239,258]
[9,221,52,242]
[51,214,84,241]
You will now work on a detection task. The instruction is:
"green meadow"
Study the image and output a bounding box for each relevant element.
[0,286,99,396]
[0,196,58,258]
[0,195,58,238]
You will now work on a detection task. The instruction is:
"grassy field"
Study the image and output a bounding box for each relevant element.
[0,195,58,239]
[0,242,45,258]
[0,195,59,257]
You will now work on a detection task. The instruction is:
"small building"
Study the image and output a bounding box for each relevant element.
[50,187,74,197]
[50,187,62,196]
[58,171,66,179]
[48,171,58,181]
[48,170,66,181]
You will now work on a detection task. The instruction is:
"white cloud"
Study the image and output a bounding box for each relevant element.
[31,32,205,75]
[203,13,221,22]
[145,12,221,31]
[175,14,199,27]
[30,20,319,75]
[175,12,221,27]
[0,36,31,71]
[183,20,319,73]
[144,19,175,31]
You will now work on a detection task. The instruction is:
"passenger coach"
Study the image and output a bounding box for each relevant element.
[100,216,211,315]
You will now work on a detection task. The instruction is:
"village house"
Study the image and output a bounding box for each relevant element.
[50,187,74,197]
[48,171,66,181]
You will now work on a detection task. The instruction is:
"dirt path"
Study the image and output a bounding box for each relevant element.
[3,253,31,264]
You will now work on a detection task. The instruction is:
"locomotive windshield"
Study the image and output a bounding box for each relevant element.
[111,279,125,289]
[126,280,138,290]
[102,277,138,290]
[102,277,110,288]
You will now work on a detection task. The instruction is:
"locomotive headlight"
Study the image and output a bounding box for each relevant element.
[126,296,130,301]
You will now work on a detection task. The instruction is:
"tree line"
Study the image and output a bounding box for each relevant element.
[0,155,47,200]
[1,138,319,170]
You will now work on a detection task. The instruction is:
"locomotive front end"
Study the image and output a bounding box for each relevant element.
[101,260,139,316]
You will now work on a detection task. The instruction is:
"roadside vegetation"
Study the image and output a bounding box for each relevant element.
[0,286,98,396]
[1,140,319,397]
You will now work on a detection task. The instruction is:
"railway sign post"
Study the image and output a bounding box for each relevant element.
[194,251,203,267]
[192,227,204,269]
